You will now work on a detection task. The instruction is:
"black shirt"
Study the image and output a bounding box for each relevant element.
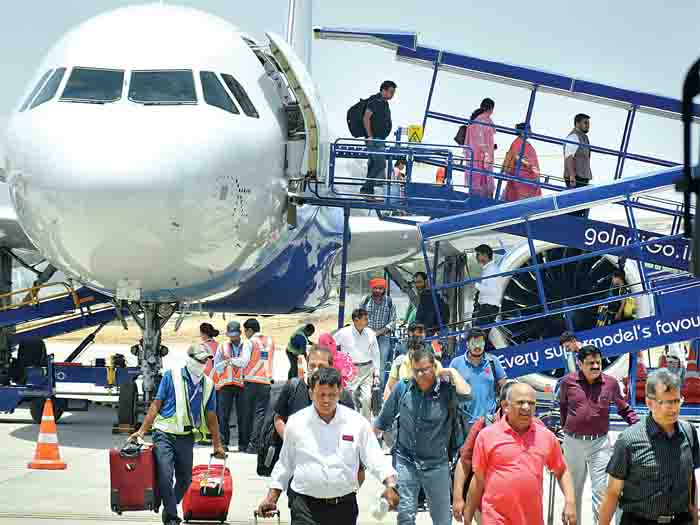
[415,289,450,334]
[366,94,392,140]
[274,378,354,421]
[607,416,699,518]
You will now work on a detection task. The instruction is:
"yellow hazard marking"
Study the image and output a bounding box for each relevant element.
[407,125,423,143]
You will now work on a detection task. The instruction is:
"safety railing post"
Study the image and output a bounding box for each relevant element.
[524,218,549,313]
[422,57,441,132]
[421,241,445,335]
[337,207,351,330]
[614,107,637,181]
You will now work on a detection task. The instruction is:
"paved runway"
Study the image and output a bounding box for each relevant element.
[0,342,597,524]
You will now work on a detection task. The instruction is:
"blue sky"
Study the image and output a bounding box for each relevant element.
[1,0,698,193]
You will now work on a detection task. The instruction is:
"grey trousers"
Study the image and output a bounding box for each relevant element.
[348,362,375,421]
[562,433,620,524]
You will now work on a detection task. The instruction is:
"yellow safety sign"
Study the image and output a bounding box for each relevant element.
[407,125,423,143]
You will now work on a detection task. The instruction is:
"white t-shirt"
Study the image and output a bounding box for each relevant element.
[333,325,380,370]
[476,260,505,307]
[563,132,580,159]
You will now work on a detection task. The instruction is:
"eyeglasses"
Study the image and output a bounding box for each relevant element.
[647,396,684,407]
[414,366,433,376]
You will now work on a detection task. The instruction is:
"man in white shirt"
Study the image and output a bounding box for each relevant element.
[333,308,380,421]
[473,244,503,346]
[257,367,399,525]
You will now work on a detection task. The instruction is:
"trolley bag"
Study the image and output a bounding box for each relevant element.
[109,441,160,515]
[254,510,281,524]
[183,454,233,524]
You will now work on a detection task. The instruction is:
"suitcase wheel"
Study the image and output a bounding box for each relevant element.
[219,512,227,523]
[184,511,192,523]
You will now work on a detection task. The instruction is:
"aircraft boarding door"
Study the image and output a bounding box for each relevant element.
[266,32,329,186]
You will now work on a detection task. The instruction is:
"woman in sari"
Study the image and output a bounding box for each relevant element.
[317,332,357,388]
[502,122,542,201]
[464,98,496,197]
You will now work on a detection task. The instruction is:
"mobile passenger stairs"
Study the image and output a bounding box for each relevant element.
[293,28,700,417]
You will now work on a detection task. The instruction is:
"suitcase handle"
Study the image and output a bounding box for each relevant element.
[254,510,281,524]
[204,453,228,482]
[120,441,144,458]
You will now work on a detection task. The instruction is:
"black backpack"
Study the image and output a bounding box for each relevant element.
[346,96,371,138]
[256,379,306,477]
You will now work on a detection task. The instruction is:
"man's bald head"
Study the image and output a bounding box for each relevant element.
[506,383,537,433]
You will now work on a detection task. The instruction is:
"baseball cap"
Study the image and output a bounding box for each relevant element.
[226,320,241,337]
[187,343,212,362]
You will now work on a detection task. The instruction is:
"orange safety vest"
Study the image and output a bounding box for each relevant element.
[214,341,245,389]
[201,339,219,379]
[243,335,274,385]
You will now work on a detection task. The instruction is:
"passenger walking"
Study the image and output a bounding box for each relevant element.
[374,346,472,525]
[257,367,399,525]
[360,80,397,196]
[466,383,577,525]
[450,328,506,441]
[564,113,592,216]
[413,271,450,336]
[286,323,314,380]
[472,244,504,343]
[464,98,496,197]
[599,369,699,525]
[239,318,275,454]
[317,332,357,388]
[359,278,397,388]
[333,308,380,421]
[213,320,250,451]
[129,344,225,525]
[384,335,440,401]
[502,122,542,201]
[453,380,516,524]
[559,344,639,524]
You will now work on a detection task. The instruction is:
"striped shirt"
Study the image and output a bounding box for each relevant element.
[360,295,397,332]
[606,416,699,518]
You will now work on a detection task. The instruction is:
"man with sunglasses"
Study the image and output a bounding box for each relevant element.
[600,369,699,525]
[559,344,639,524]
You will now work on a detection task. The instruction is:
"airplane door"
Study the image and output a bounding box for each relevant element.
[266,32,329,185]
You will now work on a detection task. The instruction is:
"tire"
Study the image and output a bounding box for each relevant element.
[117,380,138,426]
[30,397,65,424]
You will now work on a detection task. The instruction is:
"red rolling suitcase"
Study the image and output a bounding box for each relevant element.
[110,441,160,515]
[183,454,233,523]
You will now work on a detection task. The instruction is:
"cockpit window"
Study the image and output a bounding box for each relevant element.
[221,74,259,118]
[129,70,197,104]
[30,68,67,109]
[20,70,53,112]
[60,67,124,103]
[200,71,239,115]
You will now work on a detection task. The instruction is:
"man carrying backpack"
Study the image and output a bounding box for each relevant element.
[374,346,471,525]
[360,80,397,196]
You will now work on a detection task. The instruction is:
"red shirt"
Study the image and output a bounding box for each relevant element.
[559,371,638,435]
[473,417,566,525]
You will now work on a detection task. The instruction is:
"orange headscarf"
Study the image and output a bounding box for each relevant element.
[369,278,387,289]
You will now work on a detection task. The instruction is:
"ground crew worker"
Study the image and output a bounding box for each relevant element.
[258,367,399,525]
[239,318,274,454]
[213,320,250,451]
[129,344,225,525]
[559,345,639,524]
[286,323,314,380]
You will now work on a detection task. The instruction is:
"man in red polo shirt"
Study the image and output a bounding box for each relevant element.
[467,383,577,525]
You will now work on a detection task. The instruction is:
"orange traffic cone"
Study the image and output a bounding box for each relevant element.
[28,399,67,470]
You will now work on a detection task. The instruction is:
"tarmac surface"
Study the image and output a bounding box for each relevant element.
[0,341,599,524]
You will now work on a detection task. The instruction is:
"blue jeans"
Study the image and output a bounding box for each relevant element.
[377,335,393,389]
[152,430,194,520]
[395,455,451,525]
[363,141,387,193]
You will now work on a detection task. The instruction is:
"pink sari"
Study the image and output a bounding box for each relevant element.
[318,333,357,388]
[502,138,542,201]
[464,111,496,197]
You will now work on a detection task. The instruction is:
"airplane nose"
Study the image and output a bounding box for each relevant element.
[7,107,287,299]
